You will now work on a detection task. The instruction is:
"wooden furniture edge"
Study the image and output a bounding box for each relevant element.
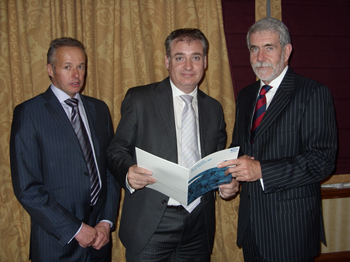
[314,251,350,262]
[321,174,350,199]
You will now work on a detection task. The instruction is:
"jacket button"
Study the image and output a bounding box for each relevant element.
[162,200,167,205]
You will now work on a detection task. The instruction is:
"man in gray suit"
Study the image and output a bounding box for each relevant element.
[107,28,239,261]
[219,18,337,261]
[10,37,120,261]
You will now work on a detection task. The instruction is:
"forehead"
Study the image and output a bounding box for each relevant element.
[170,39,204,54]
[250,30,280,45]
[54,46,86,61]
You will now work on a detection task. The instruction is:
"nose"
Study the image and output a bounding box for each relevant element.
[72,68,80,78]
[257,50,265,62]
[184,59,193,70]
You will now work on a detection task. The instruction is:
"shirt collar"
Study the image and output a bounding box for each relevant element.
[50,84,81,104]
[169,79,198,99]
[260,65,289,89]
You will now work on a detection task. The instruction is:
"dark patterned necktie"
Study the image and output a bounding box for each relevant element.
[65,98,100,205]
[251,85,272,143]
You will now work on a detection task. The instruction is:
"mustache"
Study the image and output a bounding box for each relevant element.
[252,62,273,69]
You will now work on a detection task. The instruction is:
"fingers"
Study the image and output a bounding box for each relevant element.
[128,165,156,189]
[218,179,240,199]
[221,157,262,182]
[75,223,97,248]
[92,222,110,250]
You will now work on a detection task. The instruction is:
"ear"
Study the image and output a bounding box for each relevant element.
[204,55,207,69]
[283,43,293,63]
[165,55,170,70]
[47,63,54,78]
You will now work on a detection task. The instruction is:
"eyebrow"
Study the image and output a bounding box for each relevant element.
[173,52,203,56]
[250,43,275,49]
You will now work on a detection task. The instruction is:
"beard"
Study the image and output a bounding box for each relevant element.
[252,53,285,83]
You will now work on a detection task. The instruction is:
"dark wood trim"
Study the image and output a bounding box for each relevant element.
[321,188,350,199]
[314,251,350,262]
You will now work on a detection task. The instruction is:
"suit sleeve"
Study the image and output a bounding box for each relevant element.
[100,106,120,227]
[107,89,136,190]
[217,105,227,151]
[10,104,82,246]
[261,84,337,193]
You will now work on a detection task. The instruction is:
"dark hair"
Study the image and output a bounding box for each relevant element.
[164,28,208,58]
[247,17,291,49]
[47,37,86,65]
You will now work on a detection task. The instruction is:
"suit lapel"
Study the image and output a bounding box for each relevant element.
[81,95,101,168]
[41,87,84,157]
[155,78,178,159]
[198,90,209,157]
[253,69,295,142]
[244,82,260,144]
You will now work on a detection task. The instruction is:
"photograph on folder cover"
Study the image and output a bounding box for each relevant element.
[136,147,240,205]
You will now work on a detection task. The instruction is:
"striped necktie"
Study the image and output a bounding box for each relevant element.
[180,95,201,211]
[251,85,272,143]
[180,95,200,168]
[65,98,100,206]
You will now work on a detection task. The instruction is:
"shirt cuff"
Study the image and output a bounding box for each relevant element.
[125,172,136,194]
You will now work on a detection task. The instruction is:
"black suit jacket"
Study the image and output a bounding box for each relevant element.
[231,68,337,261]
[107,77,226,254]
[10,87,120,261]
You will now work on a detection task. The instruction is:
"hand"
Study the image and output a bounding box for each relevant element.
[218,178,240,199]
[127,165,156,189]
[92,222,110,250]
[218,155,262,182]
[75,223,97,248]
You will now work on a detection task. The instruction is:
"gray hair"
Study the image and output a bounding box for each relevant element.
[247,17,291,49]
[47,37,86,66]
[165,28,208,58]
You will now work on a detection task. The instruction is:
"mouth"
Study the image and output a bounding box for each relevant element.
[70,80,81,87]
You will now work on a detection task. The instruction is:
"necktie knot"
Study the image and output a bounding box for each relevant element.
[180,95,194,105]
[65,98,79,108]
[259,85,272,96]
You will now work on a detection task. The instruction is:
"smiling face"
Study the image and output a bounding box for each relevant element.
[249,30,292,84]
[165,39,207,94]
[46,46,86,97]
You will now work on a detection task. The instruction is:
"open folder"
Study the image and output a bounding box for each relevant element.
[136,147,240,205]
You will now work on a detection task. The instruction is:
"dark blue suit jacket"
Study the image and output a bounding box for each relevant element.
[231,68,337,261]
[107,77,227,254]
[10,87,120,261]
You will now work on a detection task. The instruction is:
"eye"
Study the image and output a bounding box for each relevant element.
[193,56,201,61]
[250,47,258,52]
[78,65,85,69]
[64,66,70,70]
[175,57,184,61]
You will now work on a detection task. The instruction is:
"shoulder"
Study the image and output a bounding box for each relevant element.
[80,95,110,113]
[197,89,222,108]
[126,78,170,96]
[13,91,49,114]
[289,70,332,97]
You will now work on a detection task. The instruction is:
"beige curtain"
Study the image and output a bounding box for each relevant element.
[0,0,242,261]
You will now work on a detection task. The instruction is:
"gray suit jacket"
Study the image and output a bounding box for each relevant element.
[231,68,337,261]
[10,87,120,261]
[107,77,226,254]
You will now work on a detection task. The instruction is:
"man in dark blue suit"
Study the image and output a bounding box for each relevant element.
[107,28,240,262]
[219,18,337,261]
[10,37,120,261]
